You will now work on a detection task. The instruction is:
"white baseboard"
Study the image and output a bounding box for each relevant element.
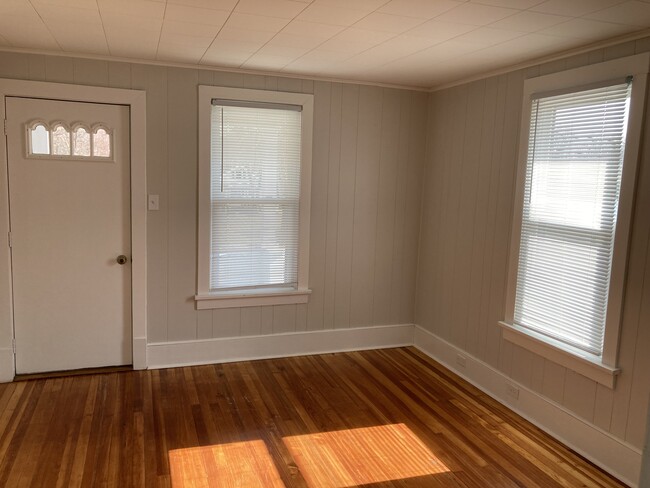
[0,347,13,383]
[147,323,415,370]
[413,325,642,487]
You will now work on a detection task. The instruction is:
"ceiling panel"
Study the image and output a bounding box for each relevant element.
[234,0,309,19]
[489,11,571,32]
[531,0,627,17]
[435,3,519,25]
[164,4,230,25]
[378,0,464,19]
[0,0,648,88]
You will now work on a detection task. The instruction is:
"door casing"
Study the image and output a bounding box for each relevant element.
[0,79,147,381]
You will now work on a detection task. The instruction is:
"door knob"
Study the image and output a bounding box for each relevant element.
[116,255,128,265]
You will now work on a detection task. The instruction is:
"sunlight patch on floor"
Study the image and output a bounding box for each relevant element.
[283,423,450,488]
[169,440,285,488]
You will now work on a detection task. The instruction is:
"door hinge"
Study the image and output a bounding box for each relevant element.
[7,232,11,248]
[3,119,6,136]
[12,339,15,354]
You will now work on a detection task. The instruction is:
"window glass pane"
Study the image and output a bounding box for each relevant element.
[210,104,302,291]
[92,128,111,157]
[514,83,631,356]
[72,127,91,156]
[30,124,50,155]
[51,125,71,156]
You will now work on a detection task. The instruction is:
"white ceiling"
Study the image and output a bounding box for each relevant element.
[1,0,649,88]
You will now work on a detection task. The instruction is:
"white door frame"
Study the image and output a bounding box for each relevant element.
[0,79,147,381]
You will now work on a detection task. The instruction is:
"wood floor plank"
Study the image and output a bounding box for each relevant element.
[0,347,628,487]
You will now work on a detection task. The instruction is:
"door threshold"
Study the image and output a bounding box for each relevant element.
[14,365,133,382]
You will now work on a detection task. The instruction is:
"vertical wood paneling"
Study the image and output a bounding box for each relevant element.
[260,307,273,336]
[322,83,343,331]
[465,76,498,357]
[197,311,212,340]
[440,86,467,341]
[334,84,360,329]
[417,41,650,450]
[273,305,297,334]
[44,56,74,83]
[593,385,614,432]
[306,81,331,331]
[0,52,29,79]
[449,80,485,349]
[107,62,131,89]
[166,68,199,341]
[487,71,523,372]
[350,86,382,327]
[73,59,108,86]
[477,74,508,361]
[401,93,426,323]
[563,370,597,423]
[542,360,567,404]
[372,89,400,325]
[240,307,261,336]
[242,74,265,90]
[27,55,46,81]
[389,92,412,325]
[421,90,450,336]
[212,308,241,338]
[295,304,307,332]
[212,71,243,87]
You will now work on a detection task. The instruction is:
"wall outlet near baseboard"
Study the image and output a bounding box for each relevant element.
[456,354,467,368]
[506,382,520,400]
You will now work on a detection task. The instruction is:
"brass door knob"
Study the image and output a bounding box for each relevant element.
[116,255,128,265]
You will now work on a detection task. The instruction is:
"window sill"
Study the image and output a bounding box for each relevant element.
[195,288,311,310]
[498,321,620,389]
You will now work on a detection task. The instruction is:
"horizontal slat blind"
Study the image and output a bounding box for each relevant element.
[210,103,302,291]
[514,82,631,356]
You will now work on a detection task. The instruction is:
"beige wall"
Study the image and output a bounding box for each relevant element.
[0,51,426,345]
[416,38,650,450]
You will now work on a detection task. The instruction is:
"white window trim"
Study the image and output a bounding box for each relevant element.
[196,86,313,310]
[503,53,650,388]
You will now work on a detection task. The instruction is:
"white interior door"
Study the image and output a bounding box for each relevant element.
[6,97,131,374]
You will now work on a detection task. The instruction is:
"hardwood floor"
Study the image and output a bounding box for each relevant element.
[0,347,626,487]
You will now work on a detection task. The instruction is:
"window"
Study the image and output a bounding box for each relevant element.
[196,87,313,310]
[501,54,649,388]
[26,121,113,160]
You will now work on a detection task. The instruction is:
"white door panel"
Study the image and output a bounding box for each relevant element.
[6,97,131,374]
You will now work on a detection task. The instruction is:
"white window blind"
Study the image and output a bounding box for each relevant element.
[210,102,302,292]
[514,81,631,357]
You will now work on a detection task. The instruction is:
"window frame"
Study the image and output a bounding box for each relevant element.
[196,86,314,310]
[501,54,650,388]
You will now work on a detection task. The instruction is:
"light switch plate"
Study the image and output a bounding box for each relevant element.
[148,194,160,211]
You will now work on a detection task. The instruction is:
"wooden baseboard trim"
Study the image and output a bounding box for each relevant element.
[147,323,415,370]
[412,325,642,487]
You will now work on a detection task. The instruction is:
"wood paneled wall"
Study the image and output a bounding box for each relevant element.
[0,52,426,344]
[416,38,650,450]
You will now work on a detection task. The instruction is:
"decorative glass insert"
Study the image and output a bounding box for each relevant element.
[72,126,91,156]
[25,121,113,160]
[92,127,111,158]
[51,124,71,156]
[29,123,50,155]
